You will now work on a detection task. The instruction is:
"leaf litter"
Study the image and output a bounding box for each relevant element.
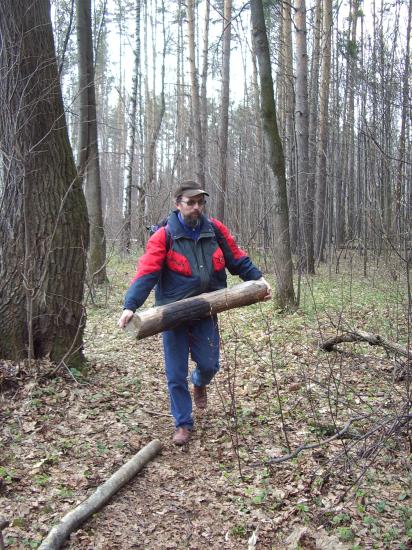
[1,260,411,549]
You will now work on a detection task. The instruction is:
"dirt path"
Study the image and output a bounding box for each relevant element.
[65,331,284,550]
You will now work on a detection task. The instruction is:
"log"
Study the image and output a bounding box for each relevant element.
[125,279,270,340]
[0,516,9,550]
[320,329,411,358]
[38,439,162,550]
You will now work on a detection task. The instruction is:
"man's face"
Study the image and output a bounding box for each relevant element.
[176,193,206,227]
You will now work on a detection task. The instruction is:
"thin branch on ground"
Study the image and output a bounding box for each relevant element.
[253,416,366,466]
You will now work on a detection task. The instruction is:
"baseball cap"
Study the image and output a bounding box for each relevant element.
[174,180,209,199]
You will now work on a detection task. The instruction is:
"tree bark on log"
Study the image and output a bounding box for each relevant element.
[125,280,269,340]
[38,440,162,550]
[320,329,411,358]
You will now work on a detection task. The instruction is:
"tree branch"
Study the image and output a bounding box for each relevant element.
[253,416,364,466]
[39,440,162,550]
[320,329,411,359]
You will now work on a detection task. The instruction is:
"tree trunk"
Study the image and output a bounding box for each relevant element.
[173,0,187,182]
[200,0,211,164]
[294,0,315,274]
[143,0,167,228]
[395,0,411,244]
[314,0,332,262]
[279,0,297,253]
[187,0,205,187]
[77,0,107,284]
[139,0,166,246]
[122,0,142,254]
[345,0,359,243]
[308,0,322,172]
[0,0,89,367]
[250,0,296,309]
[217,0,232,221]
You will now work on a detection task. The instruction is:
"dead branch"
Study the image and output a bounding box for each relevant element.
[254,416,364,466]
[136,401,172,417]
[38,439,162,550]
[320,329,411,358]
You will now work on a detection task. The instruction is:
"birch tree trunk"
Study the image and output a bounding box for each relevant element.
[174,0,187,182]
[200,0,210,164]
[143,0,166,233]
[77,0,107,283]
[217,0,232,221]
[294,0,315,274]
[250,0,296,309]
[308,0,322,171]
[344,0,358,243]
[314,0,332,262]
[187,0,206,187]
[279,1,297,253]
[122,0,142,254]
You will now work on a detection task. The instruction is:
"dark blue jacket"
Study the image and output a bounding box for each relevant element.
[124,211,262,311]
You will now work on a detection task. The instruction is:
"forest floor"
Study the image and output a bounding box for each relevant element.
[1,255,412,550]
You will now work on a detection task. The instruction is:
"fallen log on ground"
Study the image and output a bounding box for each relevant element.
[38,439,162,550]
[125,279,270,340]
[320,329,410,358]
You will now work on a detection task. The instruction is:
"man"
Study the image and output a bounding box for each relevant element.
[118,181,271,445]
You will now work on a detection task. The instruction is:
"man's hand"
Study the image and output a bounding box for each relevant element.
[118,309,134,328]
[259,277,272,300]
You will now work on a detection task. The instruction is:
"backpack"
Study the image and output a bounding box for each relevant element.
[147,209,176,237]
[147,212,223,251]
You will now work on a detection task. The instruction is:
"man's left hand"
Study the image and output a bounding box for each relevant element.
[259,277,272,300]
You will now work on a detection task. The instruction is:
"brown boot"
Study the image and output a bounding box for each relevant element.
[193,385,207,409]
[173,426,191,446]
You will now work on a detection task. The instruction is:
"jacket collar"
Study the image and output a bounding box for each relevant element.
[167,210,214,239]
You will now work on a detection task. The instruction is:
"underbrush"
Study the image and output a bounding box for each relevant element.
[215,256,412,548]
[1,253,411,549]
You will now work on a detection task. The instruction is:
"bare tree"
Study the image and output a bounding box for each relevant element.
[277,0,297,253]
[250,0,296,309]
[314,0,332,262]
[308,0,322,172]
[200,0,211,163]
[141,0,167,241]
[187,0,205,187]
[0,0,89,366]
[294,0,315,274]
[395,0,412,245]
[123,0,142,253]
[217,0,232,221]
[77,0,107,283]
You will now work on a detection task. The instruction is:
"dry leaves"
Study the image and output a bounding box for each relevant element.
[1,266,411,548]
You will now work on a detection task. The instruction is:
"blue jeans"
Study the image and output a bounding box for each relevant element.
[162,315,220,428]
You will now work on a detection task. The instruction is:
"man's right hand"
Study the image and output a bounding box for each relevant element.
[118,309,134,328]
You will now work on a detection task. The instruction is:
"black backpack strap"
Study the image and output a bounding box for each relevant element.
[165,224,172,251]
[165,219,220,252]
